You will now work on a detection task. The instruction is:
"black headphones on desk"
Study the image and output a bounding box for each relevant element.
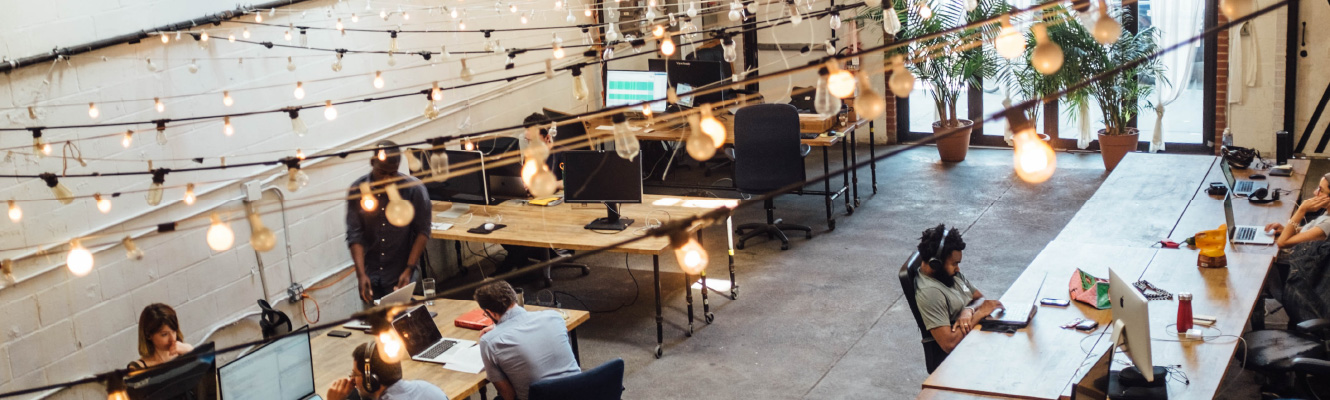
[361,341,381,393]
[928,227,950,270]
[1248,188,1282,204]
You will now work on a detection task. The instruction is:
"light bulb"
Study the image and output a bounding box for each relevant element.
[286,167,310,193]
[380,8,388,19]
[284,30,292,41]
[546,59,556,79]
[67,240,94,277]
[687,2,699,17]
[222,91,234,106]
[31,130,46,157]
[378,150,387,162]
[1093,2,1121,45]
[360,183,377,211]
[605,24,620,42]
[653,25,666,38]
[827,68,856,99]
[402,11,410,20]
[642,104,654,118]
[888,56,915,98]
[1012,130,1056,183]
[290,109,307,136]
[255,12,263,22]
[995,17,1024,60]
[572,67,589,100]
[830,14,842,30]
[122,130,134,148]
[336,18,344,32]
[660,37,676,56]
[722,37,737,62]
[376,328,407,363]
[161,32,170,43]
[155,122,167,145]
[122,236,144,261]
[553,45,565,59]
[384,184,414,227]
[813,68,840,117]
[686,114,717,161]
[854,76,887,120]
[183,183,196,205]
[353,13,361,22]
[228,33,235,42]
[789,3,802,25]
[521,158,558,196]
[918,0,932,19]
[88,103,99,119]
[287,56,297,71]
[40,173,74,205]
[1031,24,1064,75]
[207,213,235,251]
[147,170,165,206]
[201,32,209,42]
[460,59,473,81]
[373,71,385,89]
[510,3,518,13]
[293,82,306,99]
[324,101,338,120]
[223,117,234,136]
[520,14,529,24]
[242,28,250,38]
[585,9,592,17]
[728,1,742,21]
[430,82,442,103]
[429,151,450,178]
[332,54,344,71]
[423,97,439,119]
[699,108,726,149]
[297,149,306,160]
[247,207,277,252]
[41,142,52,156]
[154,98,164,113]
[7,200,20,223]
[95,193,111,213]
[459,20,466,30]
[1221,0,1255,20]
[612,114,640,160]
[567,9,576,22]
[671,232,708,275]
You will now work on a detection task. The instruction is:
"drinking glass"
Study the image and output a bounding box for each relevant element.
[422,278,436,306]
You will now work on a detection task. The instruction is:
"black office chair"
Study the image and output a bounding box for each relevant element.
[732,103,813,251]
[527,358,625,400]
[900,251,948,373]
[1237,319,1330,398]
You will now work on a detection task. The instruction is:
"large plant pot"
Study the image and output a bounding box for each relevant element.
[933,119,974,162]
[1097,129,1140,171]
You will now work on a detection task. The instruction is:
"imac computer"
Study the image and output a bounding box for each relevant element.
[1106,268,1167,399]
[428,149,491,218]
[562,150,643,231]
[605,70,669,115]
[219,327,320,400]
[126,342,218,400]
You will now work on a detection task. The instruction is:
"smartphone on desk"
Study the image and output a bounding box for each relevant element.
[1040,298,1070,307]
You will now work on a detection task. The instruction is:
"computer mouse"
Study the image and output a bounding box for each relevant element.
[1250,174,1266,180]
[484,222,496,231]
[1265,229,1277,236]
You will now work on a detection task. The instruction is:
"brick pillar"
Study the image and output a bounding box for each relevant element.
[1216,14,1230,155]
[883,94,898,144]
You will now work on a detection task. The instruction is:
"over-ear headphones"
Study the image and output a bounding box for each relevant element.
[362,341,381,393]
[1248,188,1281,204]
[928,228,950,270]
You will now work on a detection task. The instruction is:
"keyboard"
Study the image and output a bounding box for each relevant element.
[1236,227,1257,241]
[421,340,458,359]
[1235,181,1253,193]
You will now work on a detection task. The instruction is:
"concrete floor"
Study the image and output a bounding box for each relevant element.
[440,144,1271,399]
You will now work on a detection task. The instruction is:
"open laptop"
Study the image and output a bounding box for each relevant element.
[393,305,477,365]
[342,285,417,331]
[1222,160,1268,197]
[1226,194,1276,245]
[982,273,1046,330]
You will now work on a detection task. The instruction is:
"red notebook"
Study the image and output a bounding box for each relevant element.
[454,308,494,330]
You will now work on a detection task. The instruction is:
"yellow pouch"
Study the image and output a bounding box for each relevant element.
[529,197,562,206]
[1194,224,1228,268]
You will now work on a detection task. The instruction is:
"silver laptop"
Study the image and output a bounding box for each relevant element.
[1226,194,1276,245]
[342,285,417,331]
[393,305,477,365]
[983,273,1046,329]
[1222,160,1268,197]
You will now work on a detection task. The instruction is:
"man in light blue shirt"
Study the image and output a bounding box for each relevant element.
[325,342,449,400]
[475,281,581,400]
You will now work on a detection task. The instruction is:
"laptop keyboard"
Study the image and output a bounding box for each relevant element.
[1236,181,1253,193]
[1236,227,1257,241]
[421,340,457,359]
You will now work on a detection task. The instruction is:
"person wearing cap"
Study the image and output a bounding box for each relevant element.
[345,140,433,303]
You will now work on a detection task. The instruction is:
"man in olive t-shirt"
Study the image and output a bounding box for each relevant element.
[914,225,1003,353]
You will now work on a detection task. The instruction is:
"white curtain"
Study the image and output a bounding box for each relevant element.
[1228,20,1260,105]
[1149,0,1205,153]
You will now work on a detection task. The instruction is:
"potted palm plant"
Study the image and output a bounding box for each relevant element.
[1055,6,1164,171]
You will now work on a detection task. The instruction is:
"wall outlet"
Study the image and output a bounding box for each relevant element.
[244,180,264,202]
[287,282,305,304]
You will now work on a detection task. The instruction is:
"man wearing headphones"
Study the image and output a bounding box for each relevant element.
[325,342,448,400]
[915,224,1003,353]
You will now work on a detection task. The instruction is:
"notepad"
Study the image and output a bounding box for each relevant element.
[443,345,484,374]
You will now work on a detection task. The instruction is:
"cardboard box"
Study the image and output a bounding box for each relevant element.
[799,114,837,133]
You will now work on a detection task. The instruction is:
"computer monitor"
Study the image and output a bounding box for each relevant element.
[562,150,644,230]
[663,59,732,106]
[543,108,594,152]
[126,342,218,400]
[605,70,669,113]
[1107,267,1163,393]
[219,328,316,400]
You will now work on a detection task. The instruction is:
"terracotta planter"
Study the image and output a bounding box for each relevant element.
[1097,129,1140,171]
[933,119,974,162]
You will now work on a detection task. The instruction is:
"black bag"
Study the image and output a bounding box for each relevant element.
[1222,146,1259,169]
[258,299,292,340]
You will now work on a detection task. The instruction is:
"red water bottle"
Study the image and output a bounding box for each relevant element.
[1176,292,1194,333]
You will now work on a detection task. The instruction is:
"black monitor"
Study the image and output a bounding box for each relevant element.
[218,328,314,400]
[650,59,733,106]
[562,150,643,230]
[126,342,218,400]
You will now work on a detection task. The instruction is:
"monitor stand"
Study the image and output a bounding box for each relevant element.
[585,203,634,231]
[1107,366,1168,400]
[436,203,471,219]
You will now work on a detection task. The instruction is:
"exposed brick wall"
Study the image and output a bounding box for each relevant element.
[1216,13,1230,155]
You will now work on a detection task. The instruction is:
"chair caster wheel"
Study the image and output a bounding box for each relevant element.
[854,199,862,208]
[581,269,590,276]
[686,325,694,337]
[655,346,662,358]
[736,242,745,250]
[781,243,790,250]
[829,220,837,230]
[705,313,715,324]
[731,289,738,300]
[805,232,813,239]
[846,205,855,215]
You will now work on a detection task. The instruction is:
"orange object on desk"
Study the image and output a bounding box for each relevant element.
[1194,225,1228,268]
[454,308,494,330]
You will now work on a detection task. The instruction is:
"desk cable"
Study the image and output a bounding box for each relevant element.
[552,252,641,314]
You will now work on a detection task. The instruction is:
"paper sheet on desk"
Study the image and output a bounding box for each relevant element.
[594,125,644,132]
[443,345,485,374]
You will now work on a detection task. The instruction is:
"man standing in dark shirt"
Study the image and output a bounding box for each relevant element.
[346,140,433,302]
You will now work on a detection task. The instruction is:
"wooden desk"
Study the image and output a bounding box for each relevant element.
[1055,153,1217,248]
[431,194,737,357]
[1168,159,1310,257]
[311,299,589,400]
[921,243,1158,399]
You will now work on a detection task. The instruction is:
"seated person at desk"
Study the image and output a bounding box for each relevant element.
[497,114,568,274]
[1266,173,1330,250]
[345,141,432,302]
[128,303,195,371]
[325,342,449,400]
[475,281,581,400]
[915,225,1002,353]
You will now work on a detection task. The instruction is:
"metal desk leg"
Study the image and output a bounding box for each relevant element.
[698,231,713,323]
[653,255,663,358]
[869,121,878,194]
[823,147,835,230]
[851,128,860,208]
[841,138,853,215]
[569,328,582,365]
[726,216,738,300]
[455,241,464,273]
[685,272,694,337]
[480,385,488,400]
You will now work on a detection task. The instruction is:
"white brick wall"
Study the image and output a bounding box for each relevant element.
[0,0,601,398]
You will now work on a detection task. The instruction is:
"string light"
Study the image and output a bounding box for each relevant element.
[918,0,933,19]
[854,74,888,120]
[324,100,338,120]
[228,33,236,43]
[32,130,50,157]
[8,200,22,223]
[160,32,170,43]
[122,236,144,261]
[360,182,377,211]
[222,91,234,107]
[297,149,306,160]
[460,59,474,81]
[373,314,407,363]
[373,71,385,89]
[671,231,708,275]
[146,169,166,206]
[888,55,915,98]
[660,36,676,56]
[377,149,387,162]
[95,193,111,213]
[223,116,234,136]
[612,114,641,160]
[813,67,840,117]
[293,82,306,99]
[106,372,129,400]
[242,28,251,39]
[255,12,263,22]
[200,32,209,42]
[826,64,856,99]
[1221,0,1255,19]
[685,114,716,161]
[88,103,99,119]
[571,66,588,101]
[287,56,297,71]
[1092,0,1121,45]
[122,130,134,148]
[642,104,654,118]
[352,13,360,22]
[183,183,196,205]
[1006,108,1055,183]
[520,13,529,24]
[430,82,443,103]
[289,109,308,136]
[67,239,94,277]
[552,34,566,59]
[39,173,74,205]
[154,97,164,113]
[699,108,727,149]
[247,205,277,252]
[156,121,168,145]
[285,159,310,193]
[1031,23,1064,75]
[428,151,450,178]
[384,184,415,227]
[585,8,592,17]
[284,30,293,42]
[653,25,666,38]
[206,213,235,251]
[994,15,1024,60]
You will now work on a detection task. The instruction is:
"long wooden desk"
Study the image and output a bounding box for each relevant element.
[1054,153,1217,248]
[311,299,589,400]
[430,194,738,358]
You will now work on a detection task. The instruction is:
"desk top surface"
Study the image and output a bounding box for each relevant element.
[310,299,589,400]
[584,114,864,147]
[1169,159,1309,257]
[430,194,737,255]
[1055,153,1218,248]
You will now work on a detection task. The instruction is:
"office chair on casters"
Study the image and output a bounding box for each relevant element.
[527,358,625,400]
[732,103,813,251]
[900,251,948,373]
[1237,318,1330,399]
